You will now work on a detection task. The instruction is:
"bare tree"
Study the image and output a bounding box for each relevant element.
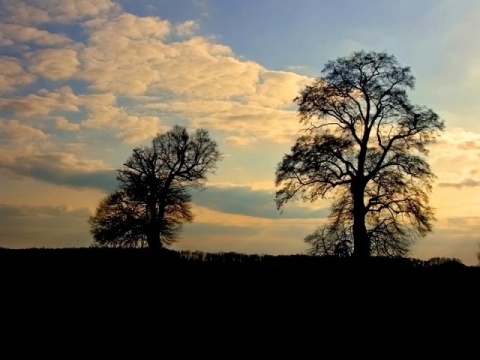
[275,51,445,258]
[89,186,192,248]
[89,125,222,249]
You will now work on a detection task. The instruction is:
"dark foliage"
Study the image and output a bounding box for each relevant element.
[89,125,221,249]
[276,51,445,258]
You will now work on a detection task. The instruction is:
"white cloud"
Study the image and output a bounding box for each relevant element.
[85,13,171,40]
[1,0,118,25]
[28,48,79,80]
[176,20,198,37]
[78,19,171,95]
[0,87,79,116]
[0,119,48,143]
[0,23,72,46]
[429,127,480,183]
[147,100,234,114]
[248,71,312,109]
[145,97,304,144]
[116,115,165,144]
[55,116,80,131]
[80,101,165,144]
[1,0,50,25]
[0,56,36,93]
[0,86,164,144]
[185,102,301,144]
[78,16,260,98]
[34,0,117,22]
[149,37,257,99]
[71,15,308,142]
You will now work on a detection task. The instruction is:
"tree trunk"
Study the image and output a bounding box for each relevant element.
[146,196,162,250]
[352,182,370,258]
[146,226,162,250]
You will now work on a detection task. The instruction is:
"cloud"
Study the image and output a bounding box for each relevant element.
[79,101,165,144]
[1,0,117,25]
[0,7,309,145]
[223,136,256,147]
[191,185,329,219]
[1,87,164,144]
[0,203,90,218]
[148,39,260,99]
[0,0,50,25]
[0,87,79,116]
[117,116,165,144]
[411,217,480,266]
[438,178,480,189]
[55,116,80,131]
[0,23,72,46]
[0,119,48,143]
[0,203,92,248]
[147,100,234,114]
[85,12,171,40]
[77,13,264,99]
[149,99,301,143]
[0,56,36,93]
[247,70,312,109]
[28,48,79,80]
[428,128,480,186]
[176,20,198,37]
[192,103,301,143]
[0,151,116,191]
[36,0,117,23]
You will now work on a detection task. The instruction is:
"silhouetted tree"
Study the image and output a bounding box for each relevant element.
[426,257,464,267]
[275,51,444,258]
[89,125,221,249]
[88,187,192,248]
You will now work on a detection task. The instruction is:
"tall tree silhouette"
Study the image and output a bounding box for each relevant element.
[89,125,222,249]
[275,51,444,258]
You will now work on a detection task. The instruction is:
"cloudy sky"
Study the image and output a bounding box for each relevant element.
[1,0,480,265]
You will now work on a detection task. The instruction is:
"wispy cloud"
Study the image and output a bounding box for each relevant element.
[192,185,329,219]
[0,152,116,191]
[438,178,480,189]
[175,20,198,37]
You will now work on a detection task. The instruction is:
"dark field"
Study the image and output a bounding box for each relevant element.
[2,247,478,336]
[2,247,478,292]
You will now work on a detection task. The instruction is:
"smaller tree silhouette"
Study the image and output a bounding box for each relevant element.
[89,125,221,249]
[89,187,193,248]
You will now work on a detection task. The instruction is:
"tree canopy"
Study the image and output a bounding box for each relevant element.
[275,50,445,258]
[89,125,222,249]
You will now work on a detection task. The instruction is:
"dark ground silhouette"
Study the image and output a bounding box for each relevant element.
[2,247,478,293]
[1,247,478,340]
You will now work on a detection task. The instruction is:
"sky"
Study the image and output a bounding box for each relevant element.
[1,0,480,265]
